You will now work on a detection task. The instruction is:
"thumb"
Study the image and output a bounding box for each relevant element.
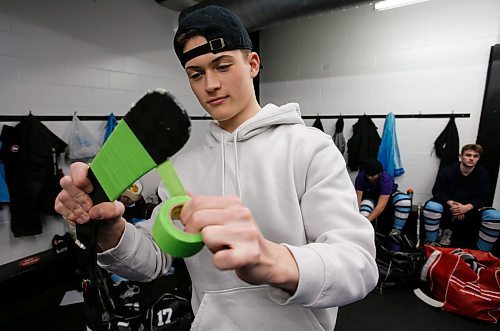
[89,201,125,221]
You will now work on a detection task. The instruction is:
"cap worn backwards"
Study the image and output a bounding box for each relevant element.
[121,180,143,203]
[174,5,253,68]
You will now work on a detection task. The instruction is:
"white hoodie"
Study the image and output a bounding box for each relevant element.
[98,103,378,330]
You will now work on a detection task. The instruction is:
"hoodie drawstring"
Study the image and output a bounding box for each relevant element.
[233,130,243,201]
[221,132,225,196]
[219,130,243,201]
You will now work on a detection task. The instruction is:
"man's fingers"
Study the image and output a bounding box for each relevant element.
[59,176,93,211]
[200,225,230,252]
[180,195,242,224]
[52,162,132,226]
[203,231,245,270]
[183,209,230,233]
[56,199,124,225]
[213,248,250,271]
[56,189,88,213]
[209,242,261,270]
[202,222,259,255]
[54,199,77,222]
[55,189,90,223]
[69,162,93,193]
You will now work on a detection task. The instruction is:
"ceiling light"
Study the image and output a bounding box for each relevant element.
[374,0,431,11]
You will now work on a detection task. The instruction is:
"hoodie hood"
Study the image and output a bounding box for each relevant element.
[207,103,304,145]
[203,102,303,199]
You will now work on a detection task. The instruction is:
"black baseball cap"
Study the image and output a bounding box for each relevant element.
[174,5,253,68]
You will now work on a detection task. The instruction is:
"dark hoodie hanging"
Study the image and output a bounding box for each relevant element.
[434,115,459,169]
[332,116,346,154]
[0,114,66,237]
[312,115,324,132]
[347,115,381,171]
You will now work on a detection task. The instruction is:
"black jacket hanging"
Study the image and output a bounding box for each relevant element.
[347,115,381,171]
[332,116,346,154]
[434,115,459,169]
[0,114,66,237]
[312,115,324,132]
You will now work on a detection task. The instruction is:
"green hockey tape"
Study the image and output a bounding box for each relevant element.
[90,120,156,201]
[152,195,204,257]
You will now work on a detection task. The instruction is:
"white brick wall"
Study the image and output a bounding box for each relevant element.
[0,0,208,264]
[1,0,499,264]
[260,0,500,207]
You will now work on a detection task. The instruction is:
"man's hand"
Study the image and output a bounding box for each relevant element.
[367,195,390,222]
[449,201,473,220]
[180,195,299,293]
[54,162,126,250]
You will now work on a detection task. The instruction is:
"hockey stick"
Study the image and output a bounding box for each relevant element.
[76,89,202,330]
[416,203,422,249]
[413,288,444,308]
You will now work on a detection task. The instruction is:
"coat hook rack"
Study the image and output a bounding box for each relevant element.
[0,112,471,122]
[301,113,470,120]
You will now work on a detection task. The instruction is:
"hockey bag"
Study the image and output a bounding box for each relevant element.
[140,293,194,330]
[374,232,426,292]
[419,245,500,323]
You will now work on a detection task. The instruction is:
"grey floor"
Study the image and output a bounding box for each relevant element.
[1,274,498,330]
[0,239,497,331]
[336,285,498,331]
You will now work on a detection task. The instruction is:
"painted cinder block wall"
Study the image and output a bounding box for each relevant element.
[0,0,499,264]
[259,0,500,207]
[0,0,205,264]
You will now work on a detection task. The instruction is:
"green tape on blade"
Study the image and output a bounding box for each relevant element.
[91,120,156,201]
[153,196,204,257]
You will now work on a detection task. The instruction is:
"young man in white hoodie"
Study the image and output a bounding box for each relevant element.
[55,5,378,330]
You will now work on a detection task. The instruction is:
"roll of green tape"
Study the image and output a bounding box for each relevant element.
[152,195,204,257]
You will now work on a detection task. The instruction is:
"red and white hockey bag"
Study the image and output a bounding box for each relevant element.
[419,245,500,323]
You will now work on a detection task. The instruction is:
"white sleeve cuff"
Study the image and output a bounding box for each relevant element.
[267,244,326,307]
[97,222,135,267]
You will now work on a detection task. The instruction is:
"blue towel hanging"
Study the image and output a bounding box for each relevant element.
[378,112,404,177]
[103,112,118,143]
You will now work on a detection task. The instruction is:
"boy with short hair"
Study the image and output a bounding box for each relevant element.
[423,143,500,251]
[55,6,378,330]
[354,159,413,248]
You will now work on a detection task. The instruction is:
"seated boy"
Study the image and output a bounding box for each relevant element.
[423,144,500,251]
[355,159,413,244]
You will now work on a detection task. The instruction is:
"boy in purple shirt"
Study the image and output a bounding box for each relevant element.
[355,159,412,246]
